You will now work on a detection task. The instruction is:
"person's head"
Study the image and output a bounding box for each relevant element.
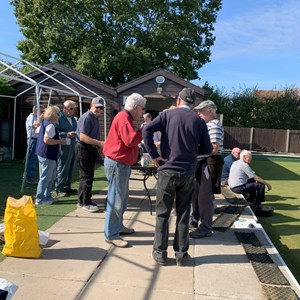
[231,147,241,160]
[43,105,60,124]
[143,113,152,123]
[32,105,45,116]
[240,149,252,164]
[90,96,104,117]
[63,100,76,117]
[124,93,147,120]
[194,100,217,123]
[177,88,196,107]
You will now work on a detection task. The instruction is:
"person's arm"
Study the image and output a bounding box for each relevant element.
[211,142,219,154]
[44,123,67,145]
[79,132,104,148]
[44,136,67,145]
[254,175,272,191]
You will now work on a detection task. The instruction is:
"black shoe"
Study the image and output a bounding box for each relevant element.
[63,188,78,194]
[152,250,167,266]
[176,252,191,267]
[189,229,212,239]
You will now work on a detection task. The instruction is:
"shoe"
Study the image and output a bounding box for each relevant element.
[176,252,191,267]
[47,196,58,203]
[119,225,135,235]
[56,191,67,197]
[152,250,167,266]
[35,199,54,206]
[105,237,129,248]
[82,204,100,212]
[77,203,83,208]
[189,223,198,231]
[189,229,212,239]
[63,188,78,194]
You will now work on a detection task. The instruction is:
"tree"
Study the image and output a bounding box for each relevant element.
[11,0,222,86]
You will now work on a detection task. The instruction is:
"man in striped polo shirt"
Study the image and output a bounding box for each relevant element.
[190,100,224,239]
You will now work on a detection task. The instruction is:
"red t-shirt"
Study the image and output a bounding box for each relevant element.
[103,110,142,165]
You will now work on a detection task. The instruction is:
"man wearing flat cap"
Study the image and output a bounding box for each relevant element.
[75,96,105,212]
[143,88,212,266]
[190,99,224,239]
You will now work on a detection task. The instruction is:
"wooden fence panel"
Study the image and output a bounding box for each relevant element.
[252,128,286,152]
[289,130,300,153]
[223,127,251,149]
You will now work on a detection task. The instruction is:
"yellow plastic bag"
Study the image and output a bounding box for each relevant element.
[2,195,41,258]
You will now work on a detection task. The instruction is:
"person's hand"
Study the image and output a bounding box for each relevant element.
[153,156,166,168]
[61,139,67,145]
[68,131,75,138]
[266,183,272,191]
[33,121,40,128]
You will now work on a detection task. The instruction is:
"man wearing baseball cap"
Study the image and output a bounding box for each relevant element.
[75,96,105,212]
[143,88,212,266]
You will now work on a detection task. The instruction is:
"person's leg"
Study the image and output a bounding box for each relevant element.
[36,156,55,204]
[232,180,265,207]
[190,180,200,227]
[198,162,214,233]
[153,170,175,256]
[64,151,76,190]
[104,157,131,240]
[76,144,97,205]
[44,159,58,200]
[173,172,194,258]
[26,139,38,181]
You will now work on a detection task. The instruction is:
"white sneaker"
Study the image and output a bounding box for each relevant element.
[82,204,100,212]
[105,237,129,248]
[35,199,54,206]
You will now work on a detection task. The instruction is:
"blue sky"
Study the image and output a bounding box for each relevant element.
[1,0,300,93]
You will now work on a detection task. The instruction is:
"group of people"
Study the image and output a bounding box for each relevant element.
[25,101,78,205]
[25,87,272,267]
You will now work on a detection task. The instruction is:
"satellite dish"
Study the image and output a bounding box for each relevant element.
[155,76,165,84]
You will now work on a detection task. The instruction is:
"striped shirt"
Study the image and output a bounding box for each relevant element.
[207,119,224,153]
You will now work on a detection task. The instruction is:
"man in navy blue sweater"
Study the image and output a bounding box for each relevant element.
[143,88,212,266]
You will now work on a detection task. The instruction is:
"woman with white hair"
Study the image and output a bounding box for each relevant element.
[35,105,67,205]
[228,150,272,210]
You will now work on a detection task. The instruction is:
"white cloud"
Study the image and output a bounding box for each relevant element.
[212,0,300,59]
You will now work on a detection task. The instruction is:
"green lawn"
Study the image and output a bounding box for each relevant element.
[251,155,300,283]
[0,159,107,261]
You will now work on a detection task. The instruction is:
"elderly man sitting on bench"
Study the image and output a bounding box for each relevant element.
[228,150,272,211]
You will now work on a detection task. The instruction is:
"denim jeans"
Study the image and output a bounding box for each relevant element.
[26,138,38,180]
[104,157,131,240]
[36,156,57,203]
[154,169,195,258]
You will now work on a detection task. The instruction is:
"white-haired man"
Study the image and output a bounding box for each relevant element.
[228,150,272,210]
[56,100,77,196]
[103,93,146,248]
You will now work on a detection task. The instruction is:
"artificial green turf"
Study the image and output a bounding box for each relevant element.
[0,159,107,262]
[251,156,300,283]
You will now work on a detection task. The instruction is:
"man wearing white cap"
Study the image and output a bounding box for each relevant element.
[75,96,105,212]
[190,100,224,239]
